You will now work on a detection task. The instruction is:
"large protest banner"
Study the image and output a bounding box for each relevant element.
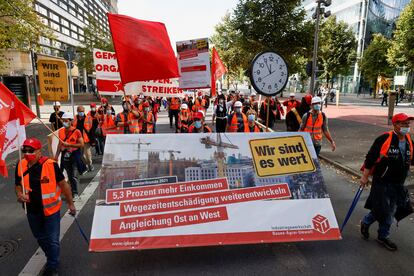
[89,133,341,252]
[176,38,211,89]
[37,59,69,101]
[93,48,184,97]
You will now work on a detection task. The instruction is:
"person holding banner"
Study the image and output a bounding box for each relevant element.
[16,138,76,276]
[188,112,211,133]
[360,113,414,251]
[247,110,263,132]
[56,113,85,199]
[227,101,249,132]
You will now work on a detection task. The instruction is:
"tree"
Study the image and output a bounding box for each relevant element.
[211,0,314,86]
[359,34,394,90]
[0,0,52,50]
[76,16,113,74]
[318,16,357,87]
[388,1,414,71]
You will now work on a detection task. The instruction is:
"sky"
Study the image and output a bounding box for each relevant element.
[117,0,239,48]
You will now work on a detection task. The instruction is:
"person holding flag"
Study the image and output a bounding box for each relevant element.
[16,138,76,276]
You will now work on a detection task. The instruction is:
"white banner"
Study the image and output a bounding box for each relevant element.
[176,38,211,89]
[124,79,184,98]
[89,133,341,252]
[93,49,124,96]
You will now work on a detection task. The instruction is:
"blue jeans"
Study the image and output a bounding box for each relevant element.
[27,212,60,270]
[362,201,397,239]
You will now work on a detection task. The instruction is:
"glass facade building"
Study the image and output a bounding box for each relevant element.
[302,0,410,92]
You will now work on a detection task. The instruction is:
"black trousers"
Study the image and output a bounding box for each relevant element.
[216,118,227,132]
[169,110,179,128]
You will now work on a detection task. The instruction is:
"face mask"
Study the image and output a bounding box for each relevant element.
[63,122,71,128]
[91,108,96,112]
[123,105,128,110]
[145,108,150,112]
[194,121,202,129]
[313,104,321,111]
[248,114,255,122]
[400,127,410,135]
[106,110,112,115]
[24,153,37,162]
[78,112,85,117]
[235,108,241,113]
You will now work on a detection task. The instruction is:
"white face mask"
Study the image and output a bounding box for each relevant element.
[313,104,321,111]
[400,127,410,135]
[63,121,71,128]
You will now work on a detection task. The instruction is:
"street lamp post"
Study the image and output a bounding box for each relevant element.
[310,0,331,95]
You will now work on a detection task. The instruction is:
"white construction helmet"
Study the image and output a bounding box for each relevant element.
[289,92,295,97]
[53,101,61,106]
[61,112,74,120]
[311,96,322,104]
[181,103,188,110]
[234,101,243,108]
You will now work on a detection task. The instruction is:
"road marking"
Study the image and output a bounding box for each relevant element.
[19,170,101,276]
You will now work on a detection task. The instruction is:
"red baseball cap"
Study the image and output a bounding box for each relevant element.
[90,103,96,108]
[22,138,42,150]
[193,112,203,120]
[392,113,414,124]
[101,98,108,104]
[304,94,313,105]
[143,102,150,107]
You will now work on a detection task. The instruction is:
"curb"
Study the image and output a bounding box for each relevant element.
[318,154,362,179]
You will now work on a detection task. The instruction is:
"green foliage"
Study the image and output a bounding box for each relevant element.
[388,1,414,71]
[318,16,357,84]
[359,34,394,84]
[0,0,53,51]
[211,0,314,84]
[77,16,113,74]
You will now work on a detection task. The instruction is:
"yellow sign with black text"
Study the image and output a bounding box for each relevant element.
[249,136,316,177]
[38,59,69,101]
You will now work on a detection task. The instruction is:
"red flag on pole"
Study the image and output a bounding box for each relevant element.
[0,83,36,176]
[211,47,227,96]
[107,13,180,90]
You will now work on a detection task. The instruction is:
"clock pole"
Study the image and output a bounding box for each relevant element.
[265,96,270,132]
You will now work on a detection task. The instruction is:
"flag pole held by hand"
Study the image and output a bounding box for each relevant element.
[340,186,364,233]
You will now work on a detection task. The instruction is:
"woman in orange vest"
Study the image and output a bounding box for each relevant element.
[299,97,335,156]
[140,102,154,134]
[56,112,85,198]
[188,112,212,133]
[101,107,118,136]
[246,110,263,132]
[227,101,249,132]
[16,138,76,275]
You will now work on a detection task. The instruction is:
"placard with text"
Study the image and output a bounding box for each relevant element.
[90,133,341,252]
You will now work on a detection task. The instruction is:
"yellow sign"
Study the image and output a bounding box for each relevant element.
[38,59,69,101]
[249,136,316,177]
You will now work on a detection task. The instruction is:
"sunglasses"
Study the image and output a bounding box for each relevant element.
[21,148,36,154]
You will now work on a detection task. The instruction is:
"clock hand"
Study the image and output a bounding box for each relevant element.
[264,59,272,74]
[262,69,275,80]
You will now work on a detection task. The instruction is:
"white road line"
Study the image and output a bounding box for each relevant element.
[19,170,101,276]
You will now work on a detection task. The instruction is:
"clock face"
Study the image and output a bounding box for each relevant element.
[249,51,289,96]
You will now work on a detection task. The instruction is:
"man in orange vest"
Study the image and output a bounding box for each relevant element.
[299,96,335,156]
[188,112,212,133]
[283,92,301,114]
[73,105,93,173]
[360,113,414,251]
[246,110,263,132]
[116,101,132,134]
[226,101,249,132]
[168,97,181,129]
[178,103,192,133]
[139,102,154,134]
[16,138,75,276]
[101,106,118,137]
[55,113,85,199]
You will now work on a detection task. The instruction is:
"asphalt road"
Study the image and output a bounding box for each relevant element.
[1,111,414,276]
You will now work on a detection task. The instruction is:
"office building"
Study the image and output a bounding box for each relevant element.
[302,0,410,92]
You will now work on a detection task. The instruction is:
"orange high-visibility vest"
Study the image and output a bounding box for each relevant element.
[128,112,141,134]
[58,127,82,152]
[170,98,180,110]
[140,112,154,133]
[17,158,62,216]
[84,113,93,132]
[178,110,192,128]
[188,124,212,133]
[304,112,324,141]
[380,131,413,160]
[102,114,119,135]
[116,112,129,134]
[248,124,261,132]
[227,113,249,132]
[192,98,206,113]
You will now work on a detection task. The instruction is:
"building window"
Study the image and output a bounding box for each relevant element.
[52,40,62,49]
[71,32,78,39]
[40,36,50,45]
[50,21,60,31]
[61,18,69,28]
[59,2,68,10]
[41,46,51,55]
[50,12,59,22]
[69,7,77,17]
[62,27,70,36]
[35,4,48,16]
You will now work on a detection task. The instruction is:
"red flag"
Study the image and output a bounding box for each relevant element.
[211,47,227,96]
[107,13,180,87]
[0,83,36,176]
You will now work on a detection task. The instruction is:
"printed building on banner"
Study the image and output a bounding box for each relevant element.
[89,132,341,252]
